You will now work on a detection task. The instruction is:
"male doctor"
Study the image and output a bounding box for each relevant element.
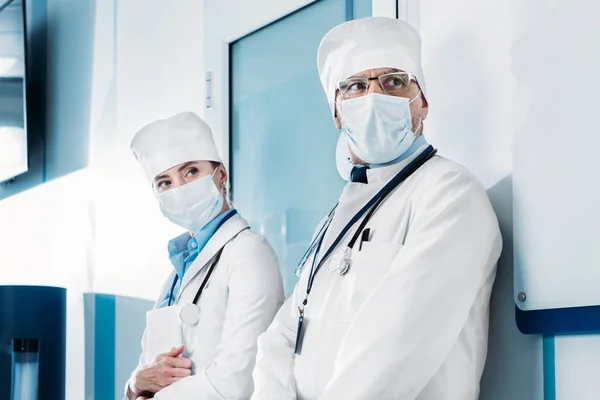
[252,17,502,400]
[125,112,284,400]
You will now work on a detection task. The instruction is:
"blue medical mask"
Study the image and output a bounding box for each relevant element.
[157,170,224,232]
[340,92,420,164]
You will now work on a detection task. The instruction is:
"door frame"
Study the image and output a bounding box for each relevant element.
[397,0,419,29]
[203,0,406,173]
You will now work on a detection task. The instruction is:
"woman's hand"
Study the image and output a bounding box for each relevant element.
[131,346,192,395]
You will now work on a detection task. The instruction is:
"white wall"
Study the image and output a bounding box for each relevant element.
[416,0,600,399]
[88,0,205,300]
[0,0,96,397]
[417,1,544,398]
[0,0,206,398]
[0,170,92,400]
[88,0,207,396]
[511,2,600,398]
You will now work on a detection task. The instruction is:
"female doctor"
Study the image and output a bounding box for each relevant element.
[125,112,285,400]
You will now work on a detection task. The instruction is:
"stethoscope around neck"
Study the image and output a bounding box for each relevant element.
[169,221,248,326]
[298,145,437,294]
[291,146,436,356]
[324,147,432,275]
[176,247,224,326]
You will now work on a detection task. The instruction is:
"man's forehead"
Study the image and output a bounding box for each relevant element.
[349,68,404,78]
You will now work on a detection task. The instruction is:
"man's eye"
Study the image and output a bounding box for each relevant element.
[384,77,401,86]
[340,79,367,93]
[348,82,367,91]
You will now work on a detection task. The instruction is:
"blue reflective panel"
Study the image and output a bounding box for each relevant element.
[353,0,373,19]
[231,0,353,295]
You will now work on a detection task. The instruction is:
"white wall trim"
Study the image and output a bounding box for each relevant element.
[203,0,386,173]
[397,0,419,28]
[372,0,396,18]
[203,0,319,173]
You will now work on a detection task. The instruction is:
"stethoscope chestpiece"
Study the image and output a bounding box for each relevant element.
[179,303,200,326]
[327,247,351,275]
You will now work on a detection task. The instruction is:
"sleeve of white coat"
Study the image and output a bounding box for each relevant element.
[123,329,147,400]
[154,236,285,400]
[319,169,502,400]
[250,216,330,400]
[250,290,300,400]
[123,277,168,399]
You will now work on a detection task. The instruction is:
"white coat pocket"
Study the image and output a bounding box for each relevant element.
[145,306,183,364]
[335,241,399,322]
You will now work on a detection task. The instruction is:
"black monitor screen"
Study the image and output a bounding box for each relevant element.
[0,0,27,183]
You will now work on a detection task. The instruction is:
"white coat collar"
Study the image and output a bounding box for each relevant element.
[175,212,249,301]
[318,143,432,254]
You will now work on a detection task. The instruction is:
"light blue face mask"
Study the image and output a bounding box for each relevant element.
[157,170,224,232]
[340,92,420,165]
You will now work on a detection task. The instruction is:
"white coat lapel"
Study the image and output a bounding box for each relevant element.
[319,145,430,255]
[176,213,249,299]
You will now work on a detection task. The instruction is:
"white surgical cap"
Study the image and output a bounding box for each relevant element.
[130,112,222,182]
[317,17,427,117]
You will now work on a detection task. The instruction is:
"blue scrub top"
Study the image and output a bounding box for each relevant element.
[159,208,237,308]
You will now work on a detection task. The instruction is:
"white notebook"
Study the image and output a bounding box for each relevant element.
[144,305,183,364]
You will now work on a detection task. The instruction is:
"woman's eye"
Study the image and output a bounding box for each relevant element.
[186,168,198,177]
[157,180,170,189]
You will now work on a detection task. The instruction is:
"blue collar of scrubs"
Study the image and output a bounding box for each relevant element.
[167,208,237,279]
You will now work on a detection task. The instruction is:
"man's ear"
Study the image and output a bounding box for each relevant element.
[334,89,342,130]
[334,108,342,130]
[421,94,429,120]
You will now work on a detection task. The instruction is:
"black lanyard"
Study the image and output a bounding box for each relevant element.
[167,224,248,307]
[167,275,179,307]
[192,248,223,304]
[167,249,223,307]
[303,145,437,305]
[295,206,337,275]
[295,146,437,354]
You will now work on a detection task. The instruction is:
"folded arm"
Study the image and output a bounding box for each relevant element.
[154,238,285,400]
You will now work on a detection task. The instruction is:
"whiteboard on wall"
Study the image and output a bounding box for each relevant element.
[513,137,600,312]
[512,0,600,334]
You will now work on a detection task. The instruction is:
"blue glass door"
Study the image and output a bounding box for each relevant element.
[231,0,372,295]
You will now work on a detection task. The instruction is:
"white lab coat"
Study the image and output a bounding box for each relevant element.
[126,213,285,400]
[251,147,503,400]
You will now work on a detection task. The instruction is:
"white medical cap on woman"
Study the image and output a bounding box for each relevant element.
[130,112,222,182]
[317,17,427,117]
